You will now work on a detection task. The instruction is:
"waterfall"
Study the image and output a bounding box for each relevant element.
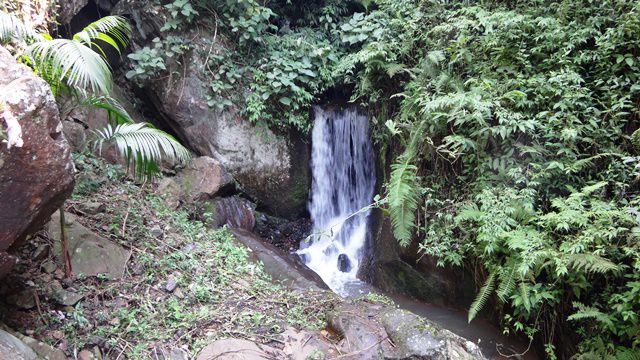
[297,106,375,295]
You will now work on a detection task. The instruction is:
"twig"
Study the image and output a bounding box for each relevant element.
[59,207,72,278]
[121,206,130,238]
[33,290,48,326]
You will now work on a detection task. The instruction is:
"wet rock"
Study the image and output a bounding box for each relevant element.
[381,309,484,360]
[32,244,50,261]
[0,328,38,359]
[47,212,130,279]
[337,254,351,272]
[209,196,256,231]
[52,289,83,306]
[196,339,285,360]
[41,260,57,274]
[254,213,311,251]
[0,46,75,277]
[327,303,389,359]
[6,289,35,310]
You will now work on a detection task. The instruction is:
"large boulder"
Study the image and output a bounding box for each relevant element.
[0,46,75,277]
[113,3,310,218]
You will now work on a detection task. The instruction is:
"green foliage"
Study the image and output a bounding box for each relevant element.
[341,0,640,356]
[1,13,190,179]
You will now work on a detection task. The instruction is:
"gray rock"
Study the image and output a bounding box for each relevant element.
[32,244,50,261]
[41,260,57,274]
[47,212,130,279]
[6,290,35,310]
[10,331,66,360]
[381,309,484,360]
[0,328,38,360]
[170,348,188,360]
[52,289,83,306]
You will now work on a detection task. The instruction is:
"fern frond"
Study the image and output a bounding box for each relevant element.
[94,123,191,180]
[496,262,517,303]
[568,302,614,329]
[565,253,619,275]
[468,270,496,323]
[387,160,420,246]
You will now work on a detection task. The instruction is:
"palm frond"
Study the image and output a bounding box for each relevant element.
[387,160,420,246]
[72,15,131,54]
[83,95,135,124]
[0,11,43,43]
[468,270,496,323]
[26,39,112,94]
[94,123,190,180]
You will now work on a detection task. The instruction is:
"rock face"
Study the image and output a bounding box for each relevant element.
[47,212,130,279]
[113,2,310,218]
[0,46,75,277]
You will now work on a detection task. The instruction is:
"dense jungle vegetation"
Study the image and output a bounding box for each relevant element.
[5,0,639,358]
[137,0,640,358]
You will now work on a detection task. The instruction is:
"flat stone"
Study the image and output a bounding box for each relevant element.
[196,339,285,360]
[32,244,50,261]
[52,289,83,306]
[47,212,130,279]
[78,202,106,215]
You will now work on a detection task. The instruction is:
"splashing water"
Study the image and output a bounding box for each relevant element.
[297,106,375,295]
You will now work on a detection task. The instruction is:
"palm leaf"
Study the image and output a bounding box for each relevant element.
[94,123,191,181]
[26,39,112,94]
[83,95,135,124]
[72,15,131,54]
[0,11,43,43]
[468,270,496,323]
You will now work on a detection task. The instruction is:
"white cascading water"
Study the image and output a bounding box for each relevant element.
[297,106,375,295]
